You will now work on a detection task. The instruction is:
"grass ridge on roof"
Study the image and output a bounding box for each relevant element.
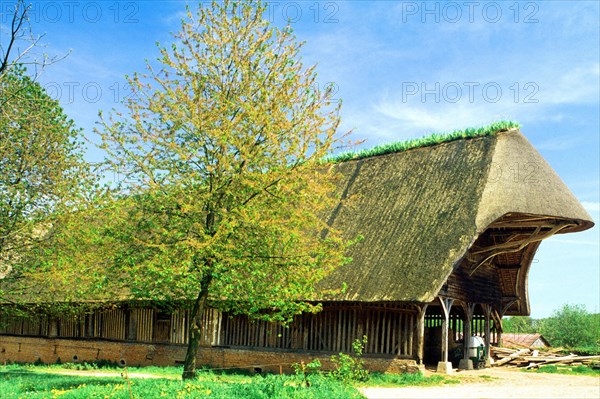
[325,120,520,164]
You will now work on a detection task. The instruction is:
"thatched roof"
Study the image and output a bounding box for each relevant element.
[1,128,592,315]
[319,129,593,304]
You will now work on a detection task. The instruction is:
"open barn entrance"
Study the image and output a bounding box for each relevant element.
[423,302,500,367]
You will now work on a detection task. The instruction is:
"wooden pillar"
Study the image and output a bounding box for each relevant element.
[497,317,503,347]
[459,302,475,369]
[482,304,492,367]
[499,299,517,347]
[462,303,474,356]
[48,319,58,337]
[437,297,454,373]
[416,304,428,365]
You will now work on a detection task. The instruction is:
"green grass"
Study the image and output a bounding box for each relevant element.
[0,364,459,398]
[324,120,520,164]
[31,362,183,378]
[526,364,600,377]
[357,371,459,387]
[0,365,365,399]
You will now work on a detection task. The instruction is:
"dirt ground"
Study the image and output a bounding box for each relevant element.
[361,367,600,399]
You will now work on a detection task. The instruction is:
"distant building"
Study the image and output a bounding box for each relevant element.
[502,333,550,348]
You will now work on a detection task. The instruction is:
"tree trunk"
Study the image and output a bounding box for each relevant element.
[182,273,212,380]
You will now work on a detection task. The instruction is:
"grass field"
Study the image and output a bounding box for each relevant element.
[1,366,360,399]
[0,364,452,399]
[526,364,600,377]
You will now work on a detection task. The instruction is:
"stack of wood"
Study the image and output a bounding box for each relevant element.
[491,346,600,369]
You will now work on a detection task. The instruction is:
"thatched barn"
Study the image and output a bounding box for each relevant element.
[0,127,593,373]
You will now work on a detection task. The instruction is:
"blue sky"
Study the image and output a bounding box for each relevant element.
[2,1,598,318]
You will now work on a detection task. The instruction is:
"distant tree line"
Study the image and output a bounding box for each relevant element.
[503,304,600,351]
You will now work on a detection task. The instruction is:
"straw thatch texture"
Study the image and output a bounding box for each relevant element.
[319,130,593,303]
[476,132,593,232]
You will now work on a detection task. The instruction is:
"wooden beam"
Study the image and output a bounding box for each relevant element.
[488,215,571,227]
[489,221,558,229]
[495,348,530,366]
[438,297,454,363]
[416,304,428,365]
[482,304,492,366]
[469,224,573,276]
[461,302,475,360]
[501,298,519,315]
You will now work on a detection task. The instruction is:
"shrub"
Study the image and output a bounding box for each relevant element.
[540,304,599,348]
[292,359,322,387]
[329,336,370,383]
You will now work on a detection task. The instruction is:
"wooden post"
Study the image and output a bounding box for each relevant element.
[459,302,475,370]
[497,321,503,347]
[48,319,58,338]
[437,297,454,373]
[495,308,504,347]
[482,304,492,367]
[416,304,428,365]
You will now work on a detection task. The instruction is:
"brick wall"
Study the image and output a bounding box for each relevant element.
[0,335,420,374]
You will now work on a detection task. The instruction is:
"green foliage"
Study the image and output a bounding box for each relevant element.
[0,65,95,307]
[97,0,350,378]
[364,372,449,387]
[324,120,520,163]
[527,365,600,377]
[292,359,322,387]
[98,0,348,316]
[540,304,599,348]
[329,336,370,383]
[502,316,539,334]
[0,366,366,399]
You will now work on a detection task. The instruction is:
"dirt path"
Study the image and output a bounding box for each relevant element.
[362,368,600,399]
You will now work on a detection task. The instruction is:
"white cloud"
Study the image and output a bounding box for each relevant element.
[363,60,599,136]
[536,136,582,151]
[542,64,600,105]
[371,96,522,134]
[582,201,600,213]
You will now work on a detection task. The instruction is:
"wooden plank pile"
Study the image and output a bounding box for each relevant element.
[491,346,600,369]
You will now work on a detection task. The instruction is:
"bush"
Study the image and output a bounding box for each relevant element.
[329,336,370,383]
[540,304,599,348]
[291,359,322,387]
[502,316,539,333]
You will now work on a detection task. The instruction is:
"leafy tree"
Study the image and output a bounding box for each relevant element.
[3,195,124,316]
[502,316,539,334]
[0,66,92,301]
[540,304,599,348]
[99,0,348,379]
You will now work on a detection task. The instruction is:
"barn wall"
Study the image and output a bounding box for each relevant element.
[0,302,418,359]
[444,260,502,305]
[221,302,417,357]
[0,335,420,374]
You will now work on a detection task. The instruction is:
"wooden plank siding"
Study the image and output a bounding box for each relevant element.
[1,302,422,358]
[220,302,417,357]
